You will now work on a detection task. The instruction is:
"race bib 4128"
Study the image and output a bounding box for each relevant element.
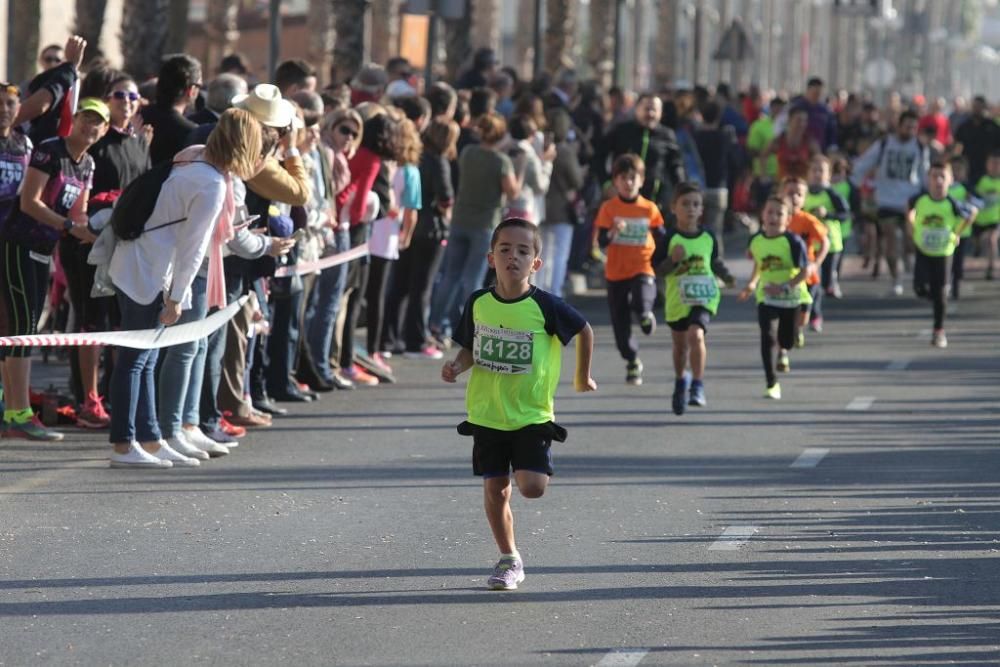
[473,324,534,374]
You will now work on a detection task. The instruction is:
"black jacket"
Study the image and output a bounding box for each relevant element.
[140,104,198,166]
[594,120,686,207]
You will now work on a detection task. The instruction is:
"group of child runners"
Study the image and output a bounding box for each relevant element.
[440,150,981,591]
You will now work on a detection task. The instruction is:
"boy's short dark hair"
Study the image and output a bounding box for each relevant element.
[672,181,702,202]
[765,194,790,211]
[612,153,645,178]
[781,175,808,189]
[928,160,951,172]
[427,81,457,117]
[491,218,542,256]
[899,109,919,124]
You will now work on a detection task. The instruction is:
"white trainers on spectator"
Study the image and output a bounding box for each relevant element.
[110,442,172,469]
[167,433,210,461]
[150,440,200,467]
[182,427,230,457]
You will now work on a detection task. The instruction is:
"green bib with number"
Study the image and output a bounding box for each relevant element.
[949,184,974,238]
[804,188,844,254]
[466,290,564,431]
[974,175,1000,225]
[664,230,721,322]
[749,232,812,308]
[912,194,961,257]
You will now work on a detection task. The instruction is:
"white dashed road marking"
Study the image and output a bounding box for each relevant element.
[596,650,649,666]
[846,396,876,411]
[709,526,759,551]
[790,448,830,468]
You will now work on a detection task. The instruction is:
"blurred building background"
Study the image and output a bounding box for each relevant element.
[3,0,1000,99]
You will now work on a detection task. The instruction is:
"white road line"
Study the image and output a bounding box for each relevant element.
[917,328,933,339]
[709,525,759,551]
[846,396,876,411]
[885,359,910,371]
[596,650,649,667]
[790,448,830,469]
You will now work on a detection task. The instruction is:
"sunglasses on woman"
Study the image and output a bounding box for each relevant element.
[337,125,358,139]
[111,91,140,102]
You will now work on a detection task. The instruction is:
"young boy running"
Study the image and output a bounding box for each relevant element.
[442,218,596,591]
[784,177,829,347]
[655,182,734,415]
[739,195,811,399]
[830,155,860,297]
[972,149,1000,280]
[907,162,976,348]
[595,153,666,385]
[804,155,850,309]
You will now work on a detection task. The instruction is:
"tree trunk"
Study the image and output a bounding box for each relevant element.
[653,0,677,91]
[332,0,369,84]
[588,0,615,89]
[166,0,191,55]
[307,0,336,87]
[470,0,500,53]
[203,0,240,76]
[442,5,472,82]
[545,0,576,74]
[75,0,108,62]
[121,0,171,82]
[8,0,41,85]
[513,0,534,80]
[369,0,401,68]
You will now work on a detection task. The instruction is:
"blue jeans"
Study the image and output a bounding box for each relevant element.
[109,291,163,444]
[541,222,574,297]
[430,225,492,332]
[158,275,208,439]
[200,273,244,432]
[305,228,350,381]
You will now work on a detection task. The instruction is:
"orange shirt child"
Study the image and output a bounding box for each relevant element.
[594,195,666,282]
[788,210,827,286]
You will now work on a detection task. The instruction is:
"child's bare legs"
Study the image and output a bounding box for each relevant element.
[987,227,999,277]
[484,471,548,554]
[670,330,688,378]
[687,327,706,380]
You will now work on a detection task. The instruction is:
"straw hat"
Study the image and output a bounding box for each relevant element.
[231,84,295,128]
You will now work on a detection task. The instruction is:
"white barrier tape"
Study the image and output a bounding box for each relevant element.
[273,243,369,278]
[0,296,249,350]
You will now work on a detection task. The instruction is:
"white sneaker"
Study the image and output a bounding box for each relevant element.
[110,442,172,469]
[166,433,210,461]
[181,427,230,457]
[892,283,904,296]
[148,440,200,467]
[931,330,948,348]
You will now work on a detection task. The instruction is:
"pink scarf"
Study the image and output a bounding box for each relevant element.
[174,145,235,309]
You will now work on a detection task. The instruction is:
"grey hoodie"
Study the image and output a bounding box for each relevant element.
[851,134,930,214]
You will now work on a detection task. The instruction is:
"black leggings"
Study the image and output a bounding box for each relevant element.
[366,255,393,355]
[384,235,446,352]
[951,237,967,298]
[0,240,49,359]
[757,304,797,387]
[606,275,656,363]
[340,225,371,368]
[913,251,950,330]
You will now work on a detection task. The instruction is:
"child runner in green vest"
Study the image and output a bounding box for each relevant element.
[907,161,977,348]
[804,155,850,308]
[442,218,596,591]
[654,182,734,415]
[972,149,1000,280]
[738,195,811,399]
[830,155,860,296]
[947,155,977,299]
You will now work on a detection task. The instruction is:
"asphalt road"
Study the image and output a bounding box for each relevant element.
[2,254,999,666]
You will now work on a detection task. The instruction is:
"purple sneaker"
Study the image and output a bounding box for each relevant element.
[487,556,525,590]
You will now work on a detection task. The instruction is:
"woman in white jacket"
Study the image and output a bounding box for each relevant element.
[504,114,554,223]
[106,109,265,468]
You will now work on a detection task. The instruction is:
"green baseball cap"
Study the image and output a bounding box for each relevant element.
[76,97,110,123]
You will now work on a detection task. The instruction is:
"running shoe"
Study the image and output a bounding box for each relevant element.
[765,383,782,400]
[795,331,806,348]
[187,427,231,456]
[403,345,444,360]
[809,317,823,333]
[688,379,706,407]
[371,353,393,375]
[219,416,247,438]
[931,329,948,348]
[76,392,111,429]
[487,556,525,591]
[892,283,904,296]
[640,311,656,336]
[777,350,791,373]
[672,373,690,415]
[343,363,379,386]
[3,415,64,442]
[625,359,643,386]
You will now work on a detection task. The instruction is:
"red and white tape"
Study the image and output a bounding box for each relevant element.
[0,296,249,349]
[274,243,369,278]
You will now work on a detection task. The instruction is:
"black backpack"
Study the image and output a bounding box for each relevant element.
[110,160,199,240]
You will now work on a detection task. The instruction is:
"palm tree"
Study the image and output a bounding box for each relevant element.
[121,0,171,82]
[442,8,472,82]
[166,0,191,55]
[333,0,368,84]
[470,0,500,54]
[653,0,678,90]
[545,0,576,74]
[369,0,401,68]
[588,0,615,88]
[75,0,108,62]
[8,0,41,84]
[203,0,240,75]
[307,0,335,87]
